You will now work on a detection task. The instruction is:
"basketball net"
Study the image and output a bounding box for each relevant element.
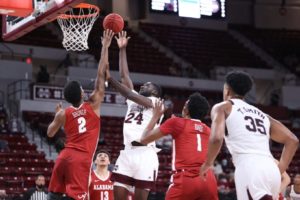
[57,3,99,51]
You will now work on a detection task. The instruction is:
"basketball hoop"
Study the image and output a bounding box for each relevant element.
[57,3,99,51]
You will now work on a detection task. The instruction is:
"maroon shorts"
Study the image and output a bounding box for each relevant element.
[48,149,93,200]
[166,169,218,200]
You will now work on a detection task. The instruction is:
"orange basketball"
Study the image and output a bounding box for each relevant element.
[103,13,124,33]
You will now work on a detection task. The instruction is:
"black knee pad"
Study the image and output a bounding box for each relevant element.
[61,196,75,200]
[47,192,63,200]
[259,195,273,200]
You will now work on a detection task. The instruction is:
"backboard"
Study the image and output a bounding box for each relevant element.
[2,0,84,41]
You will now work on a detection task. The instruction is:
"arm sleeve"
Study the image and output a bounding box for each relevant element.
[159,117,183,138]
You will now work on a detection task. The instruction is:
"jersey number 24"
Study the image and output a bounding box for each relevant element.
[124,112,143,125]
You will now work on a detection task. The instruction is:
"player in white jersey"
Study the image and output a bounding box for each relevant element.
[106,31,163,200]
[286,174,300,200]
[200,71,299,200]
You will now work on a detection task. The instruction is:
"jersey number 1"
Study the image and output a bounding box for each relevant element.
[196,134,202,152]
[78,117,87,133]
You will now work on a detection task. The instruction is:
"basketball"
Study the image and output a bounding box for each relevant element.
[103,13,124,33]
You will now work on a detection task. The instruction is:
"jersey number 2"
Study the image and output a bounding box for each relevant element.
[78,117,87,133]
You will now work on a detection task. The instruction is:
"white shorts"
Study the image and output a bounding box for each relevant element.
[111,146,159,190]
[234,154,281,200]
[114,182,135,193]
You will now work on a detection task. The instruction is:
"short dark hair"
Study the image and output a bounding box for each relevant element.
[35,174,45,180]
[225,71,253,96]
[94,150,111,161]
[151,83,162,98]
[187,92,210,120]
[64,81,82,105]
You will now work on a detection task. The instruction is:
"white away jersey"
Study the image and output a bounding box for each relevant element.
[290,185,300,200]
[123,94,161,148]
[225,99,272,159]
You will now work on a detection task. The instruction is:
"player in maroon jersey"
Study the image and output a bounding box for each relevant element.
[132,93,218,200]
[46,30,114,200]
[89,150,114,200]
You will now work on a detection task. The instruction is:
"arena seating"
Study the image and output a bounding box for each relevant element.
[140,23,270,76]
[0,110,54,199]
[233,26,300,76]
[88,18,181,76]
[22,100,300,195]
[0,17,182,77]
[22,111,173,193]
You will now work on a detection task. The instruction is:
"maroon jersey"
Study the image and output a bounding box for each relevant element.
[160,117,210,171]
[89,171,114,200]
[64,102,100,155]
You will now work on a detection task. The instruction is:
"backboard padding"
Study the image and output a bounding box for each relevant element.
[2,0,85,41]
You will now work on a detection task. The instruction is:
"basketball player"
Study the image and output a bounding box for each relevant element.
[47,29,115,200]
[106,31,162,200]
[200,71,299,200]
[132,92,218,200]
[286,174,300,200]
[89,150,114,200]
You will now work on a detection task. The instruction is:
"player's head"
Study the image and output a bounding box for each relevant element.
[94,150,110,167]
[139,82,162,97]
[35,174,45,189]
[223,71,253,101]
[294,174,300,185]
[182,92,210,120]
[64,81,84,106]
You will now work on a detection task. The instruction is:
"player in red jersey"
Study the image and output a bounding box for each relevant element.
[89,150,114,200]
[46,30,114,200]
[132,93,218,200]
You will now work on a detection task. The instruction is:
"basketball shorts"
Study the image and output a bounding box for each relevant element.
[48,149,93,200]
[166,169,218,200]
[233,154,281,200]
[111,146,159,190]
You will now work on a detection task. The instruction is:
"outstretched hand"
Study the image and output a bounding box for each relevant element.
[153,99,165,119]
[55,102,63,113]
[101,29,115,48]
[115,31,130,49]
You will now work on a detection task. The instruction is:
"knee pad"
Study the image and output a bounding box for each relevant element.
[47,192,63,200]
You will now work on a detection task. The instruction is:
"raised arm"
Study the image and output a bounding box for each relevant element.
[47,103,65,138]
[89,30,114,113]
[115,31,133,90]
[269,116,299,174]
[131,100,165,146]
[107,77,153,108]
[200,102,227,179]
[141,100,165,143]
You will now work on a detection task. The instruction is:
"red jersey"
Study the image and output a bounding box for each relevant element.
[160,117,210,171]
[64,102,100,155]
[89,170,114,200]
